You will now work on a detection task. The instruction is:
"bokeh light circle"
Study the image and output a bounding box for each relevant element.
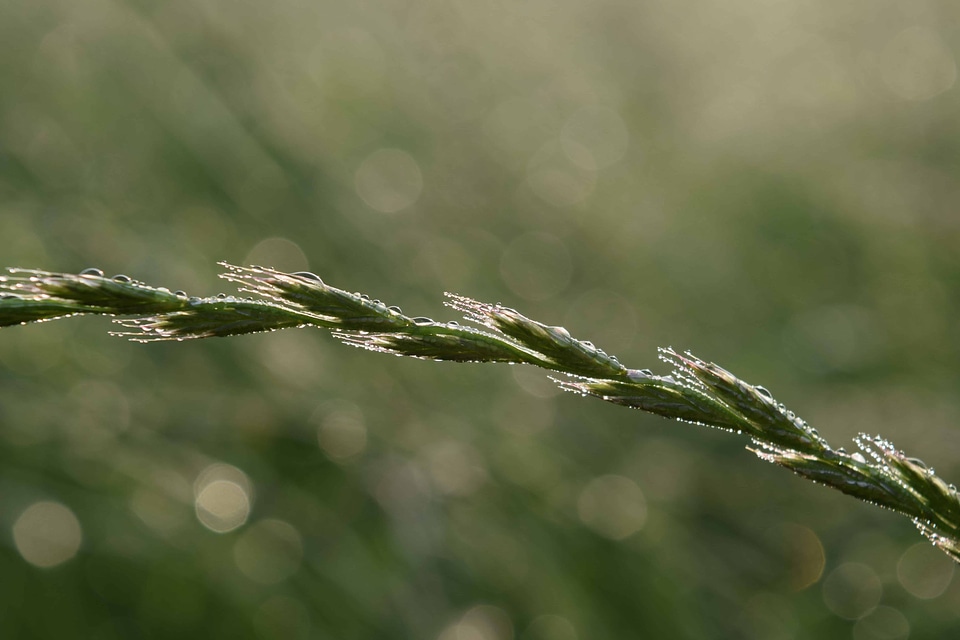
[852,605,910,640]
[560,106,629,170]
[316,404,368,461]
[355,148,423,213]
[577,475,647,540]
[243,237,310,273]
[897,542,954,599]
[526,140,596,207]
[234,519,304,584]
[13,501,82,568]
[821,562,882,620]
[524,614,578,640]
[194,464,253,533]
[437,605,513,640]
[195,480,251,533]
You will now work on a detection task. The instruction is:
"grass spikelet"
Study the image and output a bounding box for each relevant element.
[2,262,959,563]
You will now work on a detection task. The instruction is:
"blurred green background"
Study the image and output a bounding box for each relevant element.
[2,0,960,638]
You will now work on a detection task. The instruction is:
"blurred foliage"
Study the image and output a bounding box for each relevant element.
[2,0,960,638]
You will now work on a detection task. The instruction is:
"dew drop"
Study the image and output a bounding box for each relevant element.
[112,274,131,283]
[388,306,402,314]
[581,340,596,350]
[639,368,653,375]
[551,326,572,339]
[851,452,867,464]
[447,320,460,327]
[755,386,773,399]
[360,294,371,301]
[174,290,187,297]
[80,268,104,277]
[292,271,323,283]
[412,317,434,326]
[216,293,227,299]
[188,297,201,305]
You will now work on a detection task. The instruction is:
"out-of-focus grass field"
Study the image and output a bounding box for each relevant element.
[2,1,960,638]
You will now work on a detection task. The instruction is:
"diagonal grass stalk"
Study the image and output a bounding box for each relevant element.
[2,264,959,562]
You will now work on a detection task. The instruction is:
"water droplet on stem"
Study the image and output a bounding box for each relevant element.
[292,272,323,284]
